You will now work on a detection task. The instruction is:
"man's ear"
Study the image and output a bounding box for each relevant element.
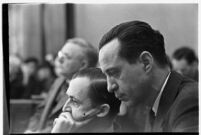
[139,51,153,72]
[79,59,88,70]
[96,104,110,117]
[191,61,198,68]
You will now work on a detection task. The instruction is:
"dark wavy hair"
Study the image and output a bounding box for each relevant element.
[173,47,198,65]
[99,20,168,68]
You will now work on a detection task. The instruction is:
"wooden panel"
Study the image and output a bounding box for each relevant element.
[9,99,41,133]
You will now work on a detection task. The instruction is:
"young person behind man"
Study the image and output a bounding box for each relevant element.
[172,47,198,81]
[25,38,98,133]
[98,20,198,132]
[21,57,40,98]
[52,68,121,133]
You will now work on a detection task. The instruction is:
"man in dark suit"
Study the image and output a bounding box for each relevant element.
[25,38,98,133]
[98,20,198,132]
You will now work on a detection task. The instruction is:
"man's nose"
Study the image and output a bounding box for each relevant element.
[107,77,118,93]
[62,99,71,112]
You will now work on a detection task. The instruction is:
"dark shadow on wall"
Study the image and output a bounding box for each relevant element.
[66,3,75,39]
[3,3,10,135]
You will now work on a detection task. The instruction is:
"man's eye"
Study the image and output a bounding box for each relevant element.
[108,70,114,76]
[70,98,79,107]
[108,70,119,78]
[64,55,71,60]
[73,102,79,107]
[70,98,76,103]
[114,71,120,77]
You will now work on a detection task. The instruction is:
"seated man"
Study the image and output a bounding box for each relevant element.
[21,57,40,98]
[172,47,198,81]
[51,68,121,133]
[9,55,24,99]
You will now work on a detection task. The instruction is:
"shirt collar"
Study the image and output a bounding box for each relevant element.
[152,71,171,116]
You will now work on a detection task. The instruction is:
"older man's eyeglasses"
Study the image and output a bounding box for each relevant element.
[58,51,71,59]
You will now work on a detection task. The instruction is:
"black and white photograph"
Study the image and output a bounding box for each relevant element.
[2,1,199,134]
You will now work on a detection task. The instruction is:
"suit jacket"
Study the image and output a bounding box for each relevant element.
[148,71,198,132]
[27,77,67,132]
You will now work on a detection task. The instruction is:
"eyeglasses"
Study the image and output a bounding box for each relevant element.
[57,51,71,59]
[58,51,65,58]
[57,51,69,63]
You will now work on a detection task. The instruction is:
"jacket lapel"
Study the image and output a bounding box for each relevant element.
[49,94,68,117]
[153,71,183,131]
[38,77,66,130]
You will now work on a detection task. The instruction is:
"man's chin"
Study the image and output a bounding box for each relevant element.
[74,118,99,132]
[121,100,133,107]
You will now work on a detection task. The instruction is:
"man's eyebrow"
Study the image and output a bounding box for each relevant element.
[67,95,74,99]
[105,67,114,73]
[69,95,80,102]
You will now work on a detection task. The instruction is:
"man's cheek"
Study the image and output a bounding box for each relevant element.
[71,110,85,121]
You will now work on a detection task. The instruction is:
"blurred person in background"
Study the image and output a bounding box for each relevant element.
[166,55,173,70]
[32,61,56,100]
[9,55,25,99]
[172,47,198,81]
[21,57,40,98]
[25,38,98,133]
[51,68,121,133]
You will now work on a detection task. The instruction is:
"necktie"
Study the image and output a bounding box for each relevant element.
[145,109,155,132]
[149,110,155,132]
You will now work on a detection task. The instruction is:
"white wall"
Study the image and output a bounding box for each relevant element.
[75,4,198,57]
[9,4,66,61]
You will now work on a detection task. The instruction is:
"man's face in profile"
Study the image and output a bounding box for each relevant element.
[99,38,147,107]
[56,43,86,77]
[62,77,99,122]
